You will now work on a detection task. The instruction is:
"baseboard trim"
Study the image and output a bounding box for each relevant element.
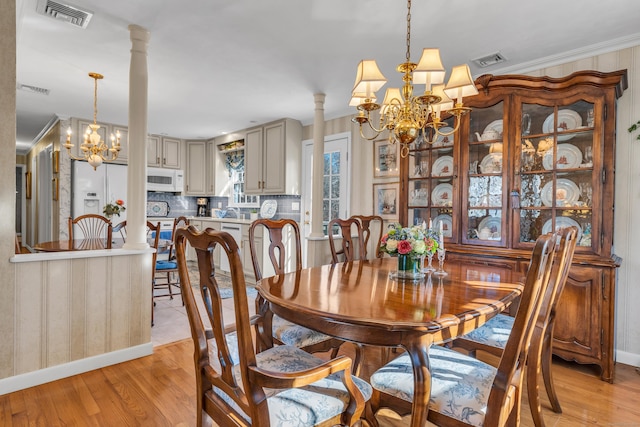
[615,349,640,368]
[0,342,153,395]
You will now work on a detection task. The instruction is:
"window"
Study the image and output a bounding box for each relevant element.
[230,168,259,207]
[323,151,341,235]
[224,150,259,208]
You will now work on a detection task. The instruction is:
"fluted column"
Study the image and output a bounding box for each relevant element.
[123,25,150,249]
[310,93,325,238]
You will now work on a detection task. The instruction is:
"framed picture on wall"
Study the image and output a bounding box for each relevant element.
[373,139,399,178]
[373,182,399,220]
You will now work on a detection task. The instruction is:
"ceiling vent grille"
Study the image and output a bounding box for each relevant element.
[36,0,93,29]
[472,52,507,68]
[17,83,50,96]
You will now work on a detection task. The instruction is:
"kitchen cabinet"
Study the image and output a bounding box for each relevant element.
[147,135,161,167]
[399,70,627,381]
[185,140,207,195]
[148,136,182,169]
[112,125,129,164]
[206,139,216,195]
[245,118,302,195]
[185,219,202,262]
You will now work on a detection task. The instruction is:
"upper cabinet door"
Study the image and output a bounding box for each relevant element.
[406,115,458,245]
[244,127,263,194]
[185,141,207,195]
[147,135,161,167]
[514,96,600,254]
[462,100,508,247]
[162,137,182,169]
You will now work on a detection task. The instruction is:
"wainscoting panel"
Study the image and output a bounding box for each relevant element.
[11,250,153,379]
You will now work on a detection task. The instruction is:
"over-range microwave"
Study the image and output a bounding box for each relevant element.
[147,167,184,192]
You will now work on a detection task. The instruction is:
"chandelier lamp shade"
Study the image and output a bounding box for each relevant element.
[63,72,121,170]
[350,0,478,157]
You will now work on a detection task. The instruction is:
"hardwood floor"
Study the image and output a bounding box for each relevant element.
[1,339,639,426]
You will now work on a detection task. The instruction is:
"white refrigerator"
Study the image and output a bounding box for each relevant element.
[72,161,128,236]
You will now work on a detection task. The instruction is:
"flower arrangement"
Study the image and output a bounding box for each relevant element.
[380,223,439,259]
[103,199,126,218]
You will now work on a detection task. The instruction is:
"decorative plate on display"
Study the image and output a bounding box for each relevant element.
[540,179,580,207]
[433,214,453,238]
[542,143,582,170]
[542,216,583,242]
[479,153,503,174]
[431,156,453,177]
[431,183,453,207]
[482,119,503,136]
[477,216,501,240]
[146,201,170,217]
[260,200,277,219]
[432,127,454,147]
[542,109,583,141]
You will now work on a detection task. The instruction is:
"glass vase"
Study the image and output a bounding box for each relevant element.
[394,254,425,279]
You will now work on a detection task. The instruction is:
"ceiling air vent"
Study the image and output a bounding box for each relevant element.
[36,0,93,29]
[17,83,50,96]
[472,52,507,68]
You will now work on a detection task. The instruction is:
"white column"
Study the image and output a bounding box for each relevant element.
[310,93,325,238]
[123,25,150,249]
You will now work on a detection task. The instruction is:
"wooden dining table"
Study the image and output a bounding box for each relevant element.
[256,257,524,427]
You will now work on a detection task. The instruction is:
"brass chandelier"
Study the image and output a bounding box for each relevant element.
[63,72,121,170]
[350,0,478,157]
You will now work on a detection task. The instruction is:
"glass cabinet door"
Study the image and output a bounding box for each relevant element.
[463,101,506,245]
[407,120,455,241]
[515,99,596,251]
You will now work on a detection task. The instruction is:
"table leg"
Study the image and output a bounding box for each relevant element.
[406,338,433,427]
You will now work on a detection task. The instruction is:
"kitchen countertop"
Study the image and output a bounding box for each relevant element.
[188,216,255,224]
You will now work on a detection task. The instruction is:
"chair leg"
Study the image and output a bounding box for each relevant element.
[541,328,563,413]
[352,344,364,376]
[527,332,547,427]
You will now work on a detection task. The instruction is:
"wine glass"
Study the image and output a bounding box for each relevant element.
[434,248,447,276]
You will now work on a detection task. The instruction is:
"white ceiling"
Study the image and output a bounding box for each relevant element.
[15,0,640,153]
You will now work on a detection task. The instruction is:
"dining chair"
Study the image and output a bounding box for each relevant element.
[68,214,113,248]
[367,232,557,427]
[351,214,384,259]
[174,225,372,427]
[248,218,351,360]
[328,217,365,264]
[146,221,161,326]
[112,220,127,242]
[451,226,578,427]
[153,216,189,305]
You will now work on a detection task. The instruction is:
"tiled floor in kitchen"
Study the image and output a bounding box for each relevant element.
[151,287,256,347]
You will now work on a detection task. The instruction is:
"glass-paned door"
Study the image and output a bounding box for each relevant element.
[515,99,596,251]
[462,101,506,246]
[407,119,456,242]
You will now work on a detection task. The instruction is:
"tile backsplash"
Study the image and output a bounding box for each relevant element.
[147,192,301,222]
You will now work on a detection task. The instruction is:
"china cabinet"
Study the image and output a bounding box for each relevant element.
[399,70,627,382]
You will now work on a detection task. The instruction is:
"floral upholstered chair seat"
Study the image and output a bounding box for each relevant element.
[369,345,508,427]
[458,313,513,348]
[211,337,372,426]
[271,314,334,348]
